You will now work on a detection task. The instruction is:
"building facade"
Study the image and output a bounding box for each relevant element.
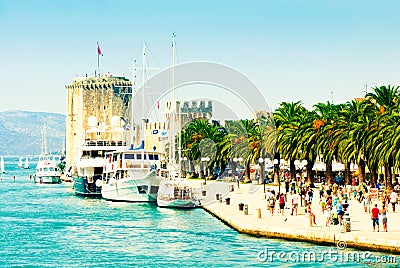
[65,75,132,168]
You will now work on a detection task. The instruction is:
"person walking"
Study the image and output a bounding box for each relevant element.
[324,197,332,226]
[279,193,286,216]
[390,189,398,212]
[371,203,380,232]
[291,191,299,216]
[380,204,388,232]
[305,202,316,225]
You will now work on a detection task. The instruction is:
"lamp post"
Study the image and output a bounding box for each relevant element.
[274,158,280,194]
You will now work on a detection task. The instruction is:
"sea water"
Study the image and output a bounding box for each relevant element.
[0,157,395,267]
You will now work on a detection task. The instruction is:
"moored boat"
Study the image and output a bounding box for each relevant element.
[34,125,61,184]
[72,139,127,197]
[157,179,200,208]
[34,154,61,184]
[101,147,163,202]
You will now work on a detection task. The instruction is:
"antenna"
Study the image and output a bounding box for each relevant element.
[330,91,334,104]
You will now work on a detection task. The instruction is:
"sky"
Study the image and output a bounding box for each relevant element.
[1,0,400,117]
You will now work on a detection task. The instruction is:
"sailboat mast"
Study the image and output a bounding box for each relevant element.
[141,42,147,168]
[131,60,136,147]
[142,42,146,130]
[170,33,176,170]
[42,125,48,154]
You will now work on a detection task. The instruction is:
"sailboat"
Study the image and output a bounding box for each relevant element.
[24,157,30,169]
[1,156,6,173]
[34,125,62,184]
[18,157,23,168]
[101,42,163,202]
[157,34,200,209]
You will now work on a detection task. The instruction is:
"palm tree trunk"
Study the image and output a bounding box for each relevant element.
[305,160,314,187]
[232,161,236,181]
[199,162,204,178]
[358,159,366,184]
[370,168,378,187]
[384,163,394,192]
[274,163,279,185]
[344,162,351,186]
[326,160,333,185]
[245,161,251,182]
[290,160,296,180]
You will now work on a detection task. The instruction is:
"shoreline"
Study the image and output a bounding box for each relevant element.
[199,182,400,255]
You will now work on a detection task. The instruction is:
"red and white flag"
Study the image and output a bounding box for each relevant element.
[97,42,103,56]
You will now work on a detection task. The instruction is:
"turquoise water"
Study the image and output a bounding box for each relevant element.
[0,157,396,267]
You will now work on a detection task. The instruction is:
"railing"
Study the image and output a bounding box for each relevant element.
[85,140,126,147]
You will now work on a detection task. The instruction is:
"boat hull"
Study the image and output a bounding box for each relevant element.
[73,176,102,198]
[157,198,199,208]
[34,176,61,184]
[101,172,160,202]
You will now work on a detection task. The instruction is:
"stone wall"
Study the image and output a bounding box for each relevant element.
[65,76,132,168]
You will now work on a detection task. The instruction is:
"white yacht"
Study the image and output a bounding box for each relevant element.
[34,154,61,184]
[71,116,128,197]
[101,146,163,202]
[34,126,61,184]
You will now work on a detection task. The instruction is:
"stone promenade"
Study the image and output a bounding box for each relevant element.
[193,180,400,254]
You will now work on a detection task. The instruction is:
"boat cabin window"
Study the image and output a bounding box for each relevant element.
[124,154,135,160]
[148,154,159,160]
[136,154,141,160]
[137,185,148,194]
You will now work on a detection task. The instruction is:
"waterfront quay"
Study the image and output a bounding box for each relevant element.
[198,181,400,255]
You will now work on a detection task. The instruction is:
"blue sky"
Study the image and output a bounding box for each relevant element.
[1,0,399,116]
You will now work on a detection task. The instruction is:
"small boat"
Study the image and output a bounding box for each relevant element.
[157,179,200,208]
[34,125,61,184]
[24,157,30,169]
[0,156,6,173]
[17,157,23,168]
[156,34,199,209]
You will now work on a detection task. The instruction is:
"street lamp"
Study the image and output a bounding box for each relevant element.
[274,158,280,194]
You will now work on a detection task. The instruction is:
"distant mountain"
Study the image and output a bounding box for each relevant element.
[0,110,65,157]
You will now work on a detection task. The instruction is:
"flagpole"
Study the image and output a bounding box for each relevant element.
[97,42,100,76]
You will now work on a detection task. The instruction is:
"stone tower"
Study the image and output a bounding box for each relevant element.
[65,75,132,168]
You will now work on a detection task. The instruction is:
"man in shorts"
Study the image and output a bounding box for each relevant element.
[390,189,398,212]
[371,203,380,232]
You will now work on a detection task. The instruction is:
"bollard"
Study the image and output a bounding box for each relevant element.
[256,208,261,219]
[230,185,234,192]
[305,214,312,227]
[216,193,220,201]
[225,198,231,205]
[343,214,351,232]
[244,204,248,215]
[202,190,207,196]
[238,203,244,211]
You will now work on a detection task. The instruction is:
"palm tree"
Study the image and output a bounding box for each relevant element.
[366,85,400,191]
[274,101,307,180]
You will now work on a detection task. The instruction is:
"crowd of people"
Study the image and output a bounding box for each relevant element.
[263,174,400,232]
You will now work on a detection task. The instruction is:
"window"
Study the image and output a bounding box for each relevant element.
[124,154,135,159]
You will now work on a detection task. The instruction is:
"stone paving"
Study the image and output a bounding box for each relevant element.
[190,180,400,254]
